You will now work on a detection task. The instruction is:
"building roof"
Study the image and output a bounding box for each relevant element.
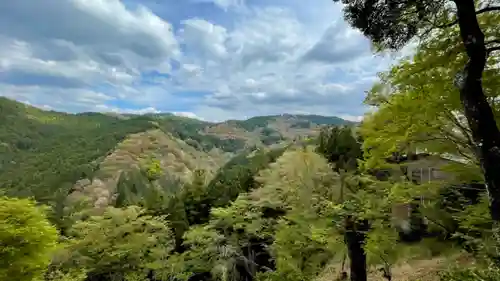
[386,152,471,165]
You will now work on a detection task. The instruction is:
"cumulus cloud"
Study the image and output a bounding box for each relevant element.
[0,0,178,91]
[179,19,229,59]
[167,6,378,120]
[193,0,245,10]
[94,104,161,115]
[0,0,394,122]
[173,111,204,120]
[301,20,370,64]
[0,0,179,63]
[0,83,115,112]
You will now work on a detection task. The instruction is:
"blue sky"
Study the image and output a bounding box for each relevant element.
[0,0,404,121]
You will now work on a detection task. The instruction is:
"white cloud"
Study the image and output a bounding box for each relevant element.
[0,38,135,88]
[165,6,378,121]
[193,0,245,10]
[173,111,204,120]
[338,114,364,122]
[0,0,395,122]
[179,19,229,59]
[301,20,369,64]
[0,0,179,89]
[0,83,115,112]
[94,104,161,115]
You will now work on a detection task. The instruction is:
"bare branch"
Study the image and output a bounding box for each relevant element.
[436,6,500,28]
[487,45,500,55]
[486,39,500,46]
[441,110,474,146]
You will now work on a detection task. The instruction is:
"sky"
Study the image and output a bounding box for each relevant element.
[0,0,404,122]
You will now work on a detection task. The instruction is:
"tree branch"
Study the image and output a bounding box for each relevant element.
[437,6,500,28]
[486,39,500,46]
[487,45,500,55]
[423,214,453,233]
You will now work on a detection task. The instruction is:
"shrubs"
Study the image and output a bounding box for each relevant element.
[0,196,59,281]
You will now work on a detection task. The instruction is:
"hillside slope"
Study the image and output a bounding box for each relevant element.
[0,97,352,204]
[67,129,225,210]
[0,97,155,201]
[204,114,354,146]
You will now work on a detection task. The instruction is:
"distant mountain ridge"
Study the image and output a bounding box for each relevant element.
[113,111,353,126]
[0,97,353,205]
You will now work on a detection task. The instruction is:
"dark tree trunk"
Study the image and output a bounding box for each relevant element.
[453,0,500,222]
[344,217,369,281]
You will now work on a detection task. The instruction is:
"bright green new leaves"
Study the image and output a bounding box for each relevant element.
[61,206,174,280]
[172,194,277,281]
[178,224,242,280]
[254,147,344,280]
[173,147,345,281]
[254,146,342,214]
[357,10,500,275]
[0,196,59,281]
[361,12,500,175]
[143,158,164,181]
[37,269,88,281]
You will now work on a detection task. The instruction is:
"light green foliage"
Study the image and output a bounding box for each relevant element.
[453,194,499,261]
[254,147,345,280]
[169,224,239,280]
[255,146,341,212]
[361,11,500,174]
[210,194,276,239]
[352,9,500,276]
[36,269,87,281]
[358,10,500,270]
[61,206,174,280]
[0,196,59,281]
[364,221,400,268]
[271,216,342,281]
[144,158,164,181]
[169,147,346,281]
[179,168,211,225]
[171,194,274,280]
[459,194,491,233]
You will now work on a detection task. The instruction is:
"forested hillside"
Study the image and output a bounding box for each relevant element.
[0,97,349,205]
[0,97,155,201]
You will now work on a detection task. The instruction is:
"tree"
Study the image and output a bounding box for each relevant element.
[357,11,500,269]
[176,147,345,281]
[317,126,363,173]
[60,206,174,280]
[253,147,345,281]
[333,0,500,222]
[172,194,278,281]
[0,196,59,281]
[358,6,500,244]
[316,126,369,281]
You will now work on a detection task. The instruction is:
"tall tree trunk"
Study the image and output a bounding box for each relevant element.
[453,0,500,222]
[344,216,369,281]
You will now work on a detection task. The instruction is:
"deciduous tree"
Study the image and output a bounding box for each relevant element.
[334,0,500,222]
[0,196,59,281]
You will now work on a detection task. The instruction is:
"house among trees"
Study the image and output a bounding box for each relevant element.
[377,152,483,242]
[385,152,466,184]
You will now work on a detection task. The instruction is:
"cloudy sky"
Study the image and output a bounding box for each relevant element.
[0,0,399,122]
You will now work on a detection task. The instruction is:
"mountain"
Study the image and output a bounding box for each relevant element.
[0,97,353,206]
[204,114,354,146]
